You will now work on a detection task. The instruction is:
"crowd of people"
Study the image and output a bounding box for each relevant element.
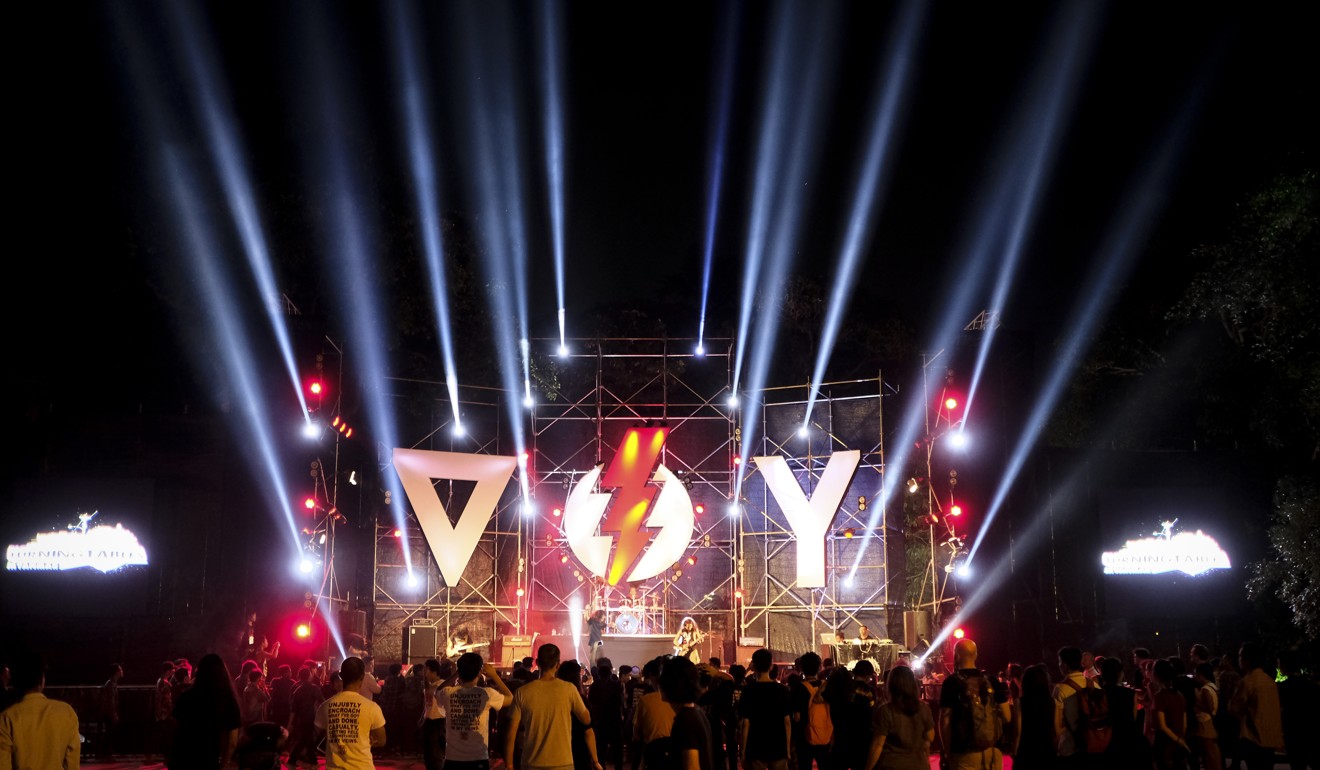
[1,635,1317,770]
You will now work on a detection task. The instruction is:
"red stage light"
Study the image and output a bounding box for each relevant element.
[842,528,855,538]
[733,456,741,466]
[694,504,705,515]
[950,505,963,517]
[552,507,562,517]
[953,627,966,640]
[295,623,312,639]
[560,553,570,564]
[945,397,958,410]
[686,555,697,566]
[516,588,525,597]
[734,589,743,600]
[392,529,402,538]
[304,497,316,510]
[308,380,324,396]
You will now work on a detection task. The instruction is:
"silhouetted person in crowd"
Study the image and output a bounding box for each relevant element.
[1276,649,1317,770]
[170,652,242,770]
[1011,663,1056,770]
[1229,643,1284,770]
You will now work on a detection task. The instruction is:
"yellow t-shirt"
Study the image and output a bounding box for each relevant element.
[511,677,591,768]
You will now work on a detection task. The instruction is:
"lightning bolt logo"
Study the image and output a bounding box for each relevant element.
[599,426,668,584]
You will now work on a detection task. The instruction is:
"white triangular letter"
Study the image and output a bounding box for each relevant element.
[392,449,517,587]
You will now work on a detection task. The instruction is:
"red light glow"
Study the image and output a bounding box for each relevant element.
[953,627,966,640]
[945,397,959,410]
[295,623,312,639]
[950,505,963,517]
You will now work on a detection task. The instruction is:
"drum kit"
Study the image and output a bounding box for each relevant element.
[609,596,661,635]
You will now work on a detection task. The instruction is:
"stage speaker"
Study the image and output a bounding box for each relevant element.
[502,634,535,667]
[734,646,761,667]
[903,610,932,651]
[406,625,438,665]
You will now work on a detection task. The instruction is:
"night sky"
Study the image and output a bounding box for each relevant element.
[15,0,1315,388]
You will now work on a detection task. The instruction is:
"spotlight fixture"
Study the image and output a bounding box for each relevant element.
[948,430,969,449]
[302,422,321,440]
[552,507,562,518]
[523,393,534,409]
[348,471,358,486]
[695,344,705,357]
[516,587,525,597]
[797,425,809,438]
[560,553,570,564]
[727,394,738,407]
[694,504,705,515]
[727,503,740,518]
[298,559,314,574]
[558,343,569,357]
[950,505,963,517]
[945,397,959,410]
[453,423,466,438]
[858,495,867,512]
[841,528,856,539]
[686,555,697,566]
[907,478,920,494]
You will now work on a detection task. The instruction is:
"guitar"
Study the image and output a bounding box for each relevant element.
[445,640,491,658]
[673,630,707,660]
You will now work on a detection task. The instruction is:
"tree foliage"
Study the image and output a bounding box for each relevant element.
[1247,476,1320,640]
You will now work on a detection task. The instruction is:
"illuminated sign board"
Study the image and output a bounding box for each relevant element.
[6,512,149,573]
[1101,520,1230,577]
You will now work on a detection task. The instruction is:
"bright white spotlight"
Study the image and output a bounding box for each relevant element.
[558,343,569,357]
[727,394,738,407]
[302,422,321,440]
[695,344,705,357]
[523,393,534,408]
[957,564,972,578]
[912,659,924,672]
[948,430,969,449]
[405,572,421,589]
[727,503,740,518]
[797,425,809,438]
[298,559,314,574]
[844,575,856,588]
[453,423,466,438]
[522,500,536,517]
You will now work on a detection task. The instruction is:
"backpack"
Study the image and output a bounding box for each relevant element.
[952,670,1003,752]
[803,680,833,745]
[1060,678,1113,754]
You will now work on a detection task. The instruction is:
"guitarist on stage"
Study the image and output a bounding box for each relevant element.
[672,617,706,663]
[445,628,487,660]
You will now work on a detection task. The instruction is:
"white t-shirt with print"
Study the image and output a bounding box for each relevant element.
[439,685,507,761]
[314,689,386,770]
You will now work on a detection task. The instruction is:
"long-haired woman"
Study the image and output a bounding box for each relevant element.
[169,653,242,770]
[865,665,934,770]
